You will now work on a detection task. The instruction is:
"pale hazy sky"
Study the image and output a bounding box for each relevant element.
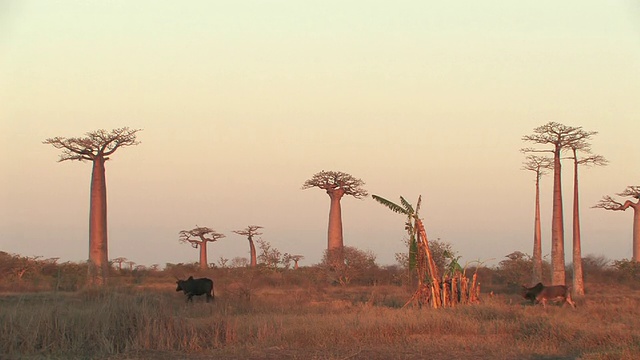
[1,1,639,268]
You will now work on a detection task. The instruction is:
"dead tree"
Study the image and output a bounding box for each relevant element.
[302,170,368,266]
[233,225,263,267]
[44,127,141,286]
[594,186,640,262]
[521,155,552,284]
[179,226,225,270]
[522,122,596,285]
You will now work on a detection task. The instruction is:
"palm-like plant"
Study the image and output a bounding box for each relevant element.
[373,194,441,308]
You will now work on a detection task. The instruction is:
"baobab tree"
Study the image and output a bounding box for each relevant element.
[44,127,142,286]
[111,257,128,272]
[290,255,304,269]
[594,186,640,262]
[567,142,607,296]
[522,122,596,285]
[521,155,552,284]
[302,170,368,266]
[179,226,225,270]
[233,225,263,267]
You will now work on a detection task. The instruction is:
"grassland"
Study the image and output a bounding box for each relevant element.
[1,276,640,360]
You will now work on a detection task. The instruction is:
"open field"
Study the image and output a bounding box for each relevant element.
[2,277,640,360]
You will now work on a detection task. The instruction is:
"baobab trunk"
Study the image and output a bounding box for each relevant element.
[572,156,585,295]
[532,175,543,284]
[88,156,109,286]
[327,189,345,266]
[551,147,566,285]
[199,241,208,270]
[249,239,257,267]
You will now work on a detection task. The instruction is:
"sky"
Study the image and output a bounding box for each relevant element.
[1,1,639,269]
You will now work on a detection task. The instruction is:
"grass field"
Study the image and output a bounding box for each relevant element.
[2,277,640,360]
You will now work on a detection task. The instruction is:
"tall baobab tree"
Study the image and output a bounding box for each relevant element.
[594,186,640,262]
[302,170,368,266]
[232,225,263,267]
[567,142,607,296]
[522,122,596,285]
[521,155,552,284]
[179,226,226,270]
[44,127,141,286]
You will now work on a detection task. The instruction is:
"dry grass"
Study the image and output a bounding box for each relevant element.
[1,282,639,360]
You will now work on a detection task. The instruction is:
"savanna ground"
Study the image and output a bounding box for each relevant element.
[2,265,640,360]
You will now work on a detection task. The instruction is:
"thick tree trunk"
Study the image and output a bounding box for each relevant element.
[327,189,345,266]
[572,157,585,295]
[532,176,543,284]
[551,147,566,285]
[88,156,109,286]
[249,239,257,267]
[199,241,208,270]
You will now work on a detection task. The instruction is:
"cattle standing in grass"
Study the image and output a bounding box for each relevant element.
[176,276,214,303]
[521,282,576,308]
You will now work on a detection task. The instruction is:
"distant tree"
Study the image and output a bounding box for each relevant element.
[126,261,136,271]
[302,170,368,266]
[321,246,377,285]
[594,186,640,261]
[289,255,304,269]
[111,257,128,271]
[256,239,282,270]
[521,155,553,284]
[567,141,607,296]
[522,122,596,285]
[498,251,533,287]
[230,257,250,268]
[179,226,226,270]
[44,127,142,286]
[233,225,263,267]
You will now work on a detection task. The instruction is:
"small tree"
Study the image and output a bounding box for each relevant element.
[111,257,127,272]
[179,226,226,270]
[302,170,368,266]
[594,186,640,261]
[44,127,142,286]
[521,155,552,284]
[256,239,282,270]
[289,255,304,269]
[233,225,263,267]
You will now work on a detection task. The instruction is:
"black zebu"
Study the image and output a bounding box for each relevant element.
[176,276,215,302]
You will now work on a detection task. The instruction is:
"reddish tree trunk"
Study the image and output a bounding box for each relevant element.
[88,156,109,286]
[532,175,543,284]
[199,241,208,270]
[327,189,345,265]
[572,155,585,295]
[551,146,566,285]
[249,238,257,267]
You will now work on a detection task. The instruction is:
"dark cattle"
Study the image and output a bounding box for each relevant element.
[176,276,214,303]
[521,282,576,308]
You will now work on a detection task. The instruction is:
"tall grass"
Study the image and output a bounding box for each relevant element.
[1,284,639,359]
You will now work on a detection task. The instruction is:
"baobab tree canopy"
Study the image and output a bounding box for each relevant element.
[43,127,142,287]
[43,127,142,162]
[179,226,225,270]
[302,171,368,199]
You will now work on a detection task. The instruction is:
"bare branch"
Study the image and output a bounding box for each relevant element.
[44,127,142,162]
[618,186,640,199]
[521,155,553,177]
[233,225,264,237]
[179,226,225,245]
